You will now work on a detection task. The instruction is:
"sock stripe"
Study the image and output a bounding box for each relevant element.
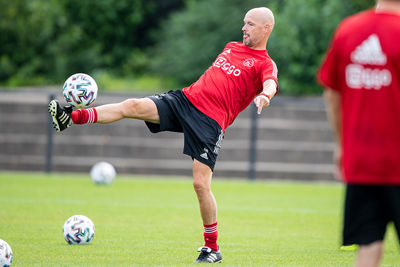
[204,222,218,234]
[88,108,94,123]
[204,226,217,233]
[87,108,97,123]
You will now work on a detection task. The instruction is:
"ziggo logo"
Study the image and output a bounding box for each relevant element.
[213,57,241,76]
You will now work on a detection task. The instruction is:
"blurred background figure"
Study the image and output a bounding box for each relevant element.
[318,0,400,266]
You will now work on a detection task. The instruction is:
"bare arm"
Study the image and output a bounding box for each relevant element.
[323,88,342,144]
[323,88,343,180]
[254,79,277,114]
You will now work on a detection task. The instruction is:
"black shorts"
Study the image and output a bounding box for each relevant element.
[145,90,224,171]
[343,184,400,246]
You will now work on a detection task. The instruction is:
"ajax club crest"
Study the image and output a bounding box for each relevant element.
[243,58,256,68]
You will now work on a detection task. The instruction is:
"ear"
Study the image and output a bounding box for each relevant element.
[264,24,270,33]
[265,24,273,33]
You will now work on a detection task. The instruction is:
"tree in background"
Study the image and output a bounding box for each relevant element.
[269,0,374,94]
[0,0,183,86]
[0,0,68,85]
[268,0,344,94]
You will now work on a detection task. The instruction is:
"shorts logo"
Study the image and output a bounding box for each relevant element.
[243,58,255,68]
[200,148,209,160]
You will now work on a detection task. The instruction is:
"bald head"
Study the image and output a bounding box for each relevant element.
[242,7,275,50]
[246,7,275,28]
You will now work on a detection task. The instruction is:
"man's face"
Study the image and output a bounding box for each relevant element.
[242,12,266,48]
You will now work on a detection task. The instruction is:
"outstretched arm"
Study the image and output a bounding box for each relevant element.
[254,79,277,114]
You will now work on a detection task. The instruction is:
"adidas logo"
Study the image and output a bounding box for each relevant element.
[346,34,392,90]
[200,153,208,160]
[207,253,218,262]
[221,49,231,55]
[351,34,386,65]
[200,148,209,160]
[59,112,70,124]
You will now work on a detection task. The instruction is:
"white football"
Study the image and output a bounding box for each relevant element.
[0,239,13,266]
[62,73,98,108]
[63,215,95,245]
[90,162,116,185]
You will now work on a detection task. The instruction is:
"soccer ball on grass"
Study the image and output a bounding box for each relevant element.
[0,239,13,266]
[63,215,95,245]
[90,162,116,185]
[63,73,98,108]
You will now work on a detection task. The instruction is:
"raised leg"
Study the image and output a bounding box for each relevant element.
[96,98,159,124]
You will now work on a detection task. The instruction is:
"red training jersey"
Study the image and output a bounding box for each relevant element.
[317,9,400,185]
[183,42,278,131]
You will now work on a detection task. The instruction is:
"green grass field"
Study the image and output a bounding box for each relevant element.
[0,172,398,266]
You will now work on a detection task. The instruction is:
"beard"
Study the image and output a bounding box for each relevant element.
[243,37,253,47]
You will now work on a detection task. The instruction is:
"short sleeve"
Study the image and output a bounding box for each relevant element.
[317,29,340,91]
[261,59,279,90]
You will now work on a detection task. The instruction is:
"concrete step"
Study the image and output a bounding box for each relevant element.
[1,113,334,142]
[0,154,334,181]
[0,89,327,115]
[1,142,334,164]
[1,133,335,164]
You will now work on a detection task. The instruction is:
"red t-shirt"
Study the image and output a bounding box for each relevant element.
[318,9,400,185]
[183,42,278,131]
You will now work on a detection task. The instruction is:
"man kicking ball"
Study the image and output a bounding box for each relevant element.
[49,7,278,263]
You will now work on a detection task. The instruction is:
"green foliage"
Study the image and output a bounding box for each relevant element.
[345,0,375,16]
[0,0,182,87]
[60,0,153,69]
[0,0,59,84]
[0,0,100,85]
[269,0,374,95]
[269,0,344,95]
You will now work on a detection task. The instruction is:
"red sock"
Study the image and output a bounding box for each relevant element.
[71,108,98,124]
[203,222,218,251]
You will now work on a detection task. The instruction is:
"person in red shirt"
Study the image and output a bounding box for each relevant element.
[49,7,278,263]
[318,0,400,266]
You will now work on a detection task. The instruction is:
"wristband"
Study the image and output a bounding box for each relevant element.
[259,92,271,100]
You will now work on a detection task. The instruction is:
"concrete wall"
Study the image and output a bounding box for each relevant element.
[0,89,335,181]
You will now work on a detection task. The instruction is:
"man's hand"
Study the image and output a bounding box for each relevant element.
[254,94,270,114]
[333,144,343,181]
[255,79,277,114]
